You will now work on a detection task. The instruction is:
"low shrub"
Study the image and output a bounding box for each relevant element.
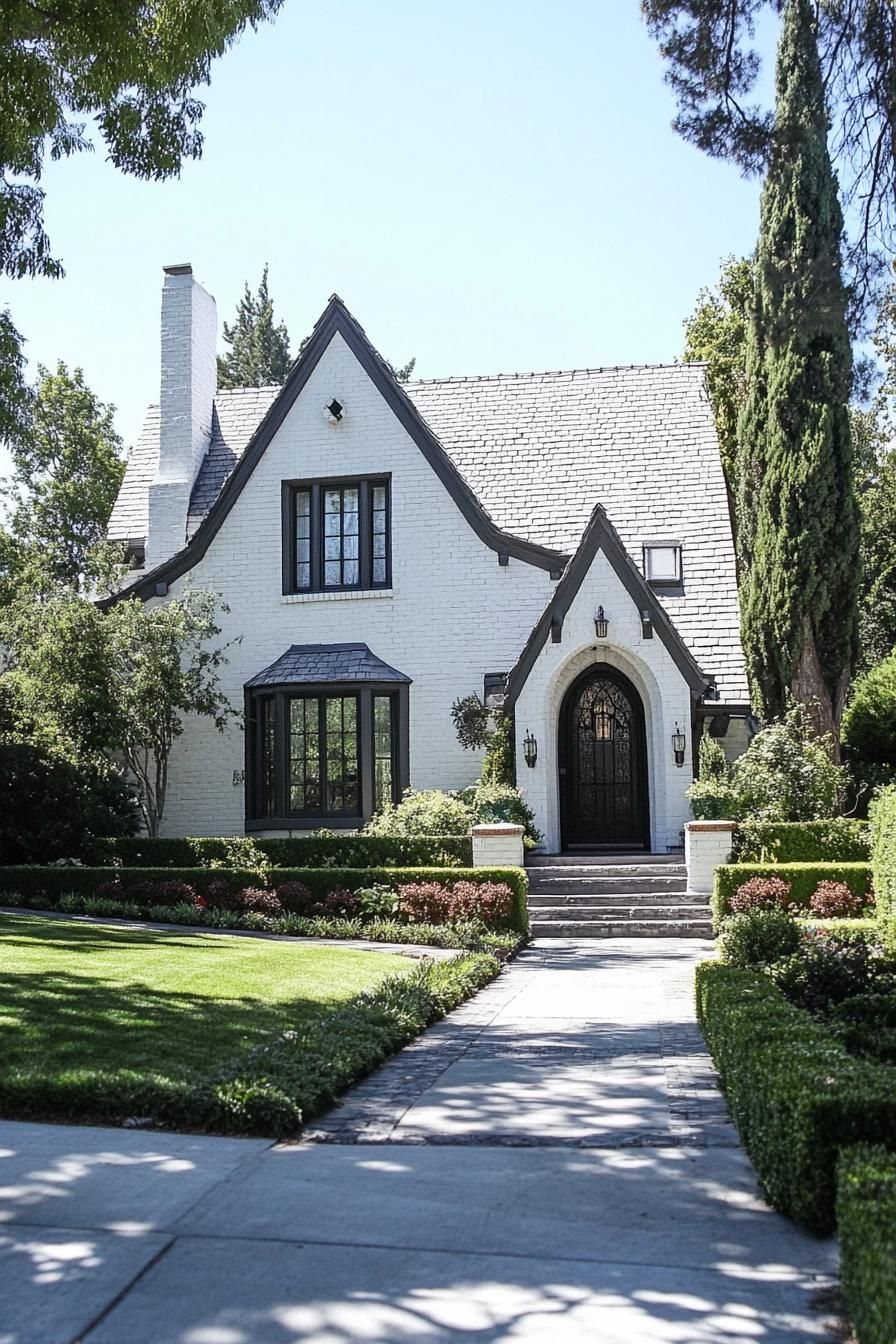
[731,704,847,822]
[836,1145,896,1344]
[713,862,872,928]
[733,818,870,864]
[809,880,872,919]
[870,786,896,956]
[365,790,473,837]
[695,961,896,1232]
[87,832,474,870]
[770,926,889,1015]
[717,909,801,968]
[729,875,792,914]
[354,883,401,920]
[463,782,542,847]
[830,994,896,1066]
[686,779,744,821]
[842,651,896,767]
[398,879,514,929]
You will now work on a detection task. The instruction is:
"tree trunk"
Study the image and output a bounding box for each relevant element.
[791,630,850,758]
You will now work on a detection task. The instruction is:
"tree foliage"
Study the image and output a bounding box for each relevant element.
[736,0,859,736]
[217,265,292,389]
[683,254,753,490]
[0,363,125,599]
[643,0,896,318]
[104,592,238,837]
[842,650,896,765]
[0,2,283,436]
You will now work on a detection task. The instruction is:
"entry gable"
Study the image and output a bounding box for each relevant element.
[504,503,709,704]
[115,295,567,604]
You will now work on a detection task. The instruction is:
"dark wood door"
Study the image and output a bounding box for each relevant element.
[559,666,649,850]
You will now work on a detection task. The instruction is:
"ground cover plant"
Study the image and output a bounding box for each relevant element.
[0,913,500,1135]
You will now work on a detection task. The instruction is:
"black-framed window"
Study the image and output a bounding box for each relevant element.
[246,681,408,829]
[282,477,391,594]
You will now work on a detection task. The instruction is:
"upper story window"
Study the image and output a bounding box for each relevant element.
[283,476,391,594]
[643,542,682,587]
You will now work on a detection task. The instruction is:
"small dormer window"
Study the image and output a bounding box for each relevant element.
[643,543,682,587]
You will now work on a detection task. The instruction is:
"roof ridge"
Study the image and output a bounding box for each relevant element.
[405,361,707,387]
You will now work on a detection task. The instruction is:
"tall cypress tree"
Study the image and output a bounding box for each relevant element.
[736,0,859,742]
[217,265,292,389]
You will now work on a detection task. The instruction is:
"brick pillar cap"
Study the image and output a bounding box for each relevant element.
[685,820,737,832]
[471,823,525,837]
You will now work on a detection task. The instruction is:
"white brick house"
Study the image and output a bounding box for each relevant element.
[108,264,750,853]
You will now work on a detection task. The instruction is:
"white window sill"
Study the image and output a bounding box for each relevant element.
[281,588,394,606]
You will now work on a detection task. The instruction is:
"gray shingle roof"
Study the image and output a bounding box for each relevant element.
[245,643,412,688]
[109,361,747,701]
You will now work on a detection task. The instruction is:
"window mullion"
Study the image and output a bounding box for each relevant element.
[359,480,371,590]
[311,485,322,591]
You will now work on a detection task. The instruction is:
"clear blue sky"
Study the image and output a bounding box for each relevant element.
[0,0,778,460]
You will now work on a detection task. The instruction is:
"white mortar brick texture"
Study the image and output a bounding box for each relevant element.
[159,333,553,837]
[146,270,217,569]
[471,827,525,868]
[513,550,695,854]
[685,822,736,894]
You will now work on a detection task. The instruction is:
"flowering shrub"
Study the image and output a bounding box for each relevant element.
[730,875,792,913]
[315,887,360,918]
[717,908,801,967]
[97,877,201,909]
[273,880,315,914]
[809,880,874,919]
[398,879,513,928]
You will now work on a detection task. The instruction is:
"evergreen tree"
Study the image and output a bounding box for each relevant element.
[736,0,859,741]
[217,265,292,389]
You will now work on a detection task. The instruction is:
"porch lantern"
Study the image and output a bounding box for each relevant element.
[591,692,615,741]
[523,730,538,768]
[594,606,609,639]
[672,723,687,767]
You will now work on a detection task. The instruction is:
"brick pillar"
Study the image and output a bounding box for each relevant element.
[685,821,736,895]
[471,823,525,869]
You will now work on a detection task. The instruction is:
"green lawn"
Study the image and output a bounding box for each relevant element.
[0,914,411,1107]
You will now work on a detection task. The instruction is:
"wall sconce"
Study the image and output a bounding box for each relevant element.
[523,730,538,768]
[672,723,687,767]
[594,606,609,639]
[641,609,653,639]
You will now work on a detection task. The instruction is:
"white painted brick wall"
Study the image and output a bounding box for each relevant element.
[147,268,217,569]
[158,332,554,836]
[513,550,695,853]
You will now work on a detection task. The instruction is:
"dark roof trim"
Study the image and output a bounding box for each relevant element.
[106,296,568,607]
[504,503,709,706]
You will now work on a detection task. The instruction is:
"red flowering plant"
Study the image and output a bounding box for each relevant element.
[808,880,874,919]
[730,875,792,914]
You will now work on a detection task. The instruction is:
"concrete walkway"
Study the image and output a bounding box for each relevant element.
[0,940,838,1343]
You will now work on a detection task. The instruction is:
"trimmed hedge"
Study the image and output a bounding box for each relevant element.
[84,833,474,869]
[870,787,896,955]
[0,951,501,1136]
[732,818,869,864]
[712,862,872,928]
[837,1145,896,1344]
[694,961,896,1232]
[0,865,529,933]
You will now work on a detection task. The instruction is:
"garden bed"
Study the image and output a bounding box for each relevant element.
[712,861,872,928]
[0,913,501,1136]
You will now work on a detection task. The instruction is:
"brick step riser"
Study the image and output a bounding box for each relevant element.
[527,865,687,880]
[528,879,689,896]
[526,855,683,868]
[527,892,703,908]
[529,906,711,920]
[530,921,713,939]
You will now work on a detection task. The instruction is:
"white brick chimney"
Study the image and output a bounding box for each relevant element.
[146,264,217,570]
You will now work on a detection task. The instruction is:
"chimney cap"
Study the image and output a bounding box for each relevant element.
[163,263,193,276]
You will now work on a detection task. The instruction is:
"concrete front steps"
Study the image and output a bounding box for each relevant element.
[526,854,713,938]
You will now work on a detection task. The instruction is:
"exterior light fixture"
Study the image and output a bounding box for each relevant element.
[641,609,653,639]
[523,730,538,768]
[591,693,615,742]
[672,723,687,767]
[594,606,609,639]
[325,398,344,423]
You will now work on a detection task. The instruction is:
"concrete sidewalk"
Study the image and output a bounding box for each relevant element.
[0,939,838,1343]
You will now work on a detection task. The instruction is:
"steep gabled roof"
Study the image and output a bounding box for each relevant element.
[111,295,567,605]
[505,504,708,705]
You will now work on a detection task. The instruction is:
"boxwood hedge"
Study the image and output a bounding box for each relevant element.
[83,833,474,869]
[837,1145,896,1344]
[0,865,529,934]
[712,862,872,928]
[870,786,896,953]
[695,961,896,1233]
[732,819,869,864]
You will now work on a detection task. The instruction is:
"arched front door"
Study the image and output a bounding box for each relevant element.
[559,665,649,850]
